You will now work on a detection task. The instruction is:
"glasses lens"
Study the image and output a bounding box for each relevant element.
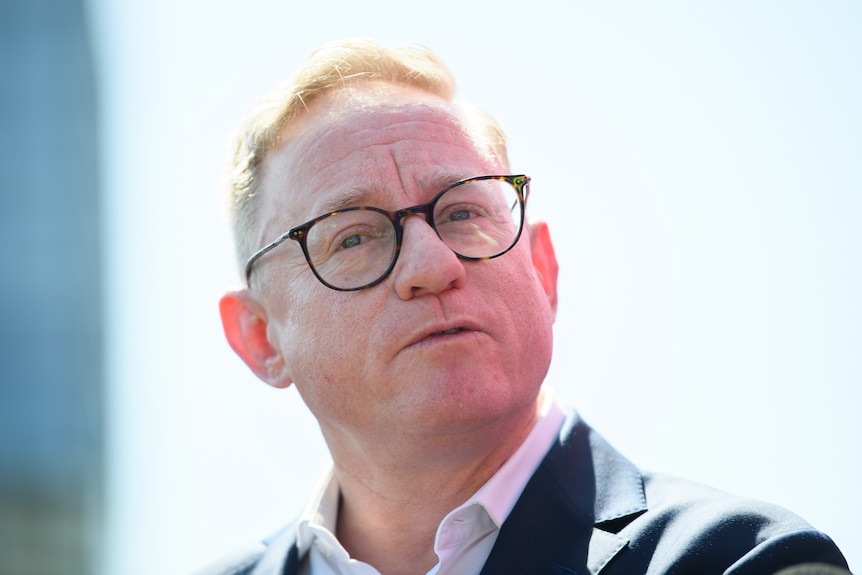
[433,178,523,259]
[305,208,397,290]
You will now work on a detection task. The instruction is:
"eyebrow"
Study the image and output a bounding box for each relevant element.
[315,170,475,216]
[420,169,474,195]
[320,187,372,214]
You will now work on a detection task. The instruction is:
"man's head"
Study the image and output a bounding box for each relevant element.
[219,39,558,454]
[225,38,510,272]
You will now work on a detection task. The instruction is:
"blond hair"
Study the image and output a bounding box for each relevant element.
[224,38,509,269]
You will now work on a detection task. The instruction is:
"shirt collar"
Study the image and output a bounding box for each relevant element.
[295,463,340,559]
[454,387,566,528]
[294,387,568,560]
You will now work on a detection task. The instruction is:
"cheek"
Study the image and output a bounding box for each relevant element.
[492,251,555,362]
[279,294,390,430]
[274,287,376,384]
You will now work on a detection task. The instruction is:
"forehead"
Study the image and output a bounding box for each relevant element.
[290,84,477,163]
[291,82,485,153]
[256,84,500,233]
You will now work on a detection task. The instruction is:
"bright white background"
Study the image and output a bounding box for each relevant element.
[87,2,860,573]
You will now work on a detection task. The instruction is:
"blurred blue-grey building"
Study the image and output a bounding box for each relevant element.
[0,0,103,573]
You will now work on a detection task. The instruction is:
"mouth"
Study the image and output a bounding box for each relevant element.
[403,325,477,351]
[430,327,465,336]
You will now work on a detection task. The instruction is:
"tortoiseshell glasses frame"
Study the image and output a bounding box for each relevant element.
[243,174,530,291]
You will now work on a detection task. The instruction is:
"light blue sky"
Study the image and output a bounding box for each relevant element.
[88,2,860,573]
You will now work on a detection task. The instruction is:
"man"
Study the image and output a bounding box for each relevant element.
[207,39,849,575]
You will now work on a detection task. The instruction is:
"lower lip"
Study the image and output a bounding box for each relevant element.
[407,329,481,350]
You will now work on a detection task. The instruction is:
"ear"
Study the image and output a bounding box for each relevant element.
[527,220,559,317]
[219,290,293,388]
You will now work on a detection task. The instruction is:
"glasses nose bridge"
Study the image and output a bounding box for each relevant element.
[394,202,436,230]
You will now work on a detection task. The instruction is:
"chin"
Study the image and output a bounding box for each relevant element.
[395,375,541,435]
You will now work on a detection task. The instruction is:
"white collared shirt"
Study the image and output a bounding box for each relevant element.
[295,388,567,575]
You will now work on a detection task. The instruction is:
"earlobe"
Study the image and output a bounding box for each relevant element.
[219,290,293,388]
[527,221,559,316]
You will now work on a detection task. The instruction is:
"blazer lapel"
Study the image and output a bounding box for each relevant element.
[479,413,646,575]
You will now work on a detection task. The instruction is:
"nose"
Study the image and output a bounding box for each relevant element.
[391,214,466,300]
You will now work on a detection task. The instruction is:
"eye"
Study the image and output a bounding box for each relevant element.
[333,226,387,252]
[340,234,363,249]
[448,209,472,222]
[438,203,487,225]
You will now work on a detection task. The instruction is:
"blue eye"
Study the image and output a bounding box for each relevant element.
[340,235,362,249]
[449,209,471,221]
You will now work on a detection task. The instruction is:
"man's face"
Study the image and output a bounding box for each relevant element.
[247,83,555,443]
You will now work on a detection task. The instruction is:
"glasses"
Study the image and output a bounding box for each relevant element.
[244,174,530,291]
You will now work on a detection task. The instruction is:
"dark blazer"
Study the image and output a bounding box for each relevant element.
[198,413,849,575]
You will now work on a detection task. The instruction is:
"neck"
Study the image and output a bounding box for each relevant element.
[322,394,543,575]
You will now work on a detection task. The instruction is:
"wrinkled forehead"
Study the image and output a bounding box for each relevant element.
[259,83,499,215]
[281,83,486,164]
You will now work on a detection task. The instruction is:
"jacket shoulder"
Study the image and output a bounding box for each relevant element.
[625,472,849,573]
[642,472,818,533]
